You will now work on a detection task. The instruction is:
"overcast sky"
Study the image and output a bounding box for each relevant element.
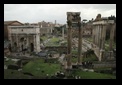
[4,4,116,24]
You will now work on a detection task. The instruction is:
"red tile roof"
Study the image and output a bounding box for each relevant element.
[4,21,24,25]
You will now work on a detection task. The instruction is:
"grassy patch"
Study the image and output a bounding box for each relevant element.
[22,58,60,77]
[72,49,78,55]
[105,39,116,51]
[94,68,111,71]
[45,37,60,46]
[83,54,98,62]
[72,57,78,63]
[72,69,116,79]
[4,58,15,66]
[4,69,34,79]
[85,37,93,42]
[40,36,48,41]
[51,37,60,42]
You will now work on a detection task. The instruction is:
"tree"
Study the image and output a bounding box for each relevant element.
[108,15,116,23]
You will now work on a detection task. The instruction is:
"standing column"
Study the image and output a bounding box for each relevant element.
[109,24,115,51]
[16,34,19,52]
[95,25,97,45]
[67,12,73,69]
[103,24,106,50]
[100,24,106,61]
[99,24,102,49]
[16,34,18,46]
[93,25,95,44]
[101,25,104,49]
[98,25,100,48]
[94,25,96,44]
[96,25,98,46]
[62,27,64,39]
[97,25,99,47]
[26,34,29,52]
[109,24,115,58]
[67,24,72,69]
[33,35,35,52]
[102,25,106,49]
[78,19,82,65]
[11,35,13,51]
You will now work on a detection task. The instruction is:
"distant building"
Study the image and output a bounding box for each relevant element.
[82,21,93,37]
[70,21,93,38]
[38,21,54,36]
[4,21,24,40]
[38,21,63,36]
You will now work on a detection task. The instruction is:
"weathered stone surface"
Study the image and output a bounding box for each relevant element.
[4,65,8,69]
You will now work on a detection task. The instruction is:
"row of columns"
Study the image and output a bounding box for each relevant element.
[93,24,106,50]
[92,23,115,61]
[67,12,82,69]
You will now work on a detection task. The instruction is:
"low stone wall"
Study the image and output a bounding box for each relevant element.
[93,63,116,68]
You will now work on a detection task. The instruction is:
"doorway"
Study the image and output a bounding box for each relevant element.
[30,43,34,52]
[21,44,23,51]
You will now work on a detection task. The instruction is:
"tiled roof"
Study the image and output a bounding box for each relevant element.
[4,21,23,25]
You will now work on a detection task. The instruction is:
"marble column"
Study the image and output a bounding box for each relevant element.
[109,24,115,58]
[16,34,19,52]
[33,35,36,52]
[98,25,100,48]
[99,24,106,61]
[101,25,104,49]
[92,26,95,44]
[67,24,72,69]
[99,25,101,49]
[94,25,96,45]
[103,24,106,50]
[78,21,82,65]
[26,34,29,52]
[62,27,64,39]
[97,25,99,47]
[95,25,97,45]
[109,24,115,51]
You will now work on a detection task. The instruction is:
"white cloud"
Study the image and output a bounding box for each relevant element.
[4,4,116,24]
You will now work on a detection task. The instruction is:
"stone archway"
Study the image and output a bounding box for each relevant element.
[20,37,26,51]
[14,42,17,46]
[30,43,34,52]
[20,37,24,42]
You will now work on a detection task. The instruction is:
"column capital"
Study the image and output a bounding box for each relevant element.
[67,20,72,26]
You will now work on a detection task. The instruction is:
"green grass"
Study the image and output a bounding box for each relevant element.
[72,69,116,79]
[94,67,112,71]
[40,36,48,41]
[85,37,93,42]
[51,37,60,42]
[71,54,98,63]
[4,57,116,79]
[72,57,78,63]
[4,69,34,79]
[45,37,61,46]
[83,54,98,62]
[105,39,116,51]
[22,58,60,77]
[72,49,78,55]
[4,58,15,66]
